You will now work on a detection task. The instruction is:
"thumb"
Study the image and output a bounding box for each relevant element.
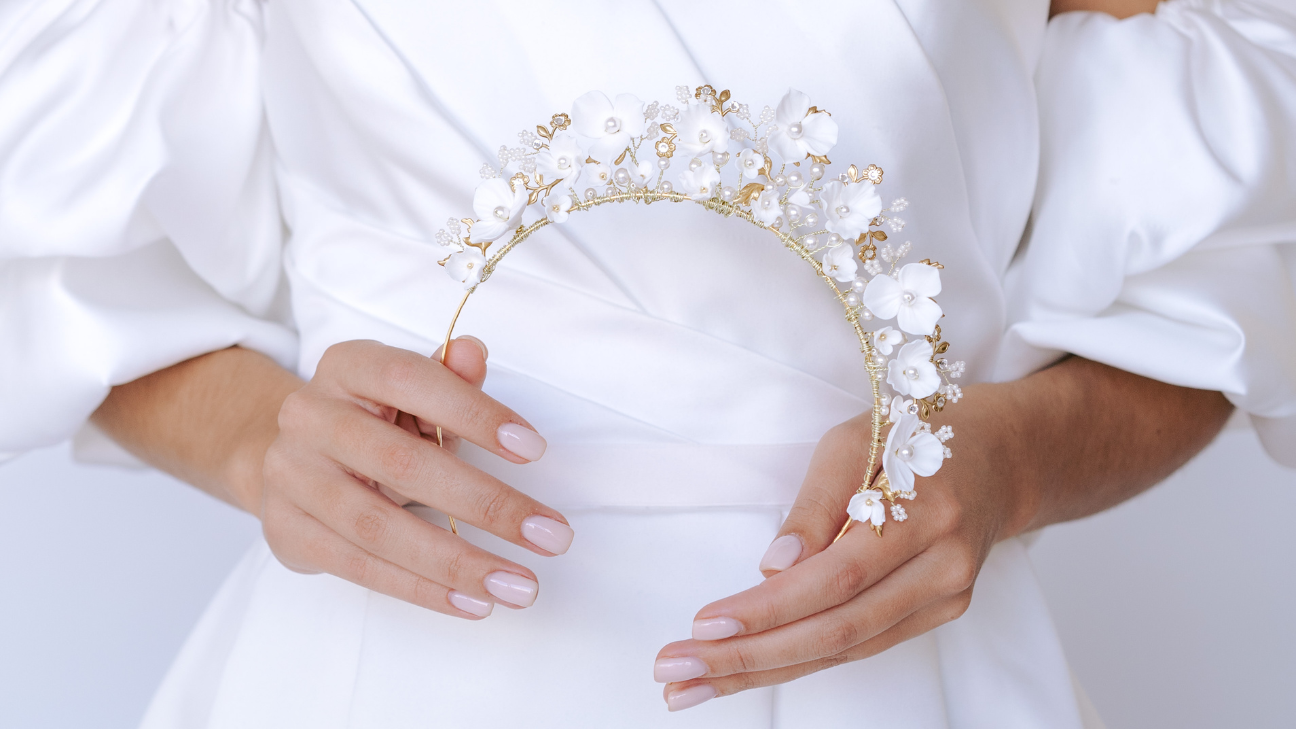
[759,421,875,578]
[439,335,489,388]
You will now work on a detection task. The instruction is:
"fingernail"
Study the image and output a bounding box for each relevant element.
[497,423,547,461]
[654,656,708,683]
[759,534,803,572]
[457,335,488,360]
[666,684,717,712]
[485,571,538,608]
[448,591,493,618]
[692,617,742,641]
[521,515,574,555]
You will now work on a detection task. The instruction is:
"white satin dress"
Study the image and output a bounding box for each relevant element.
[2,1,1294,727]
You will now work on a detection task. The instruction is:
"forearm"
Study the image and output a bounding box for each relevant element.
[1050,0,1158,18]
[90,347,303,514]
[989,356,1232,536]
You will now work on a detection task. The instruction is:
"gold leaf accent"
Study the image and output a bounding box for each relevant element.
[872,230,888,242]
[658,123,677,135]
[738,182,765,204]
[460,218,474,230]
[718,89,731,103]
[808,154,831,165]
[535,124,552,141]
[527,190,541,206]
[807,105,832,117]
[614,149,628,165]
[919,258,943,269]
[585,156,597,164]
[934,341,950,354]
[847,164,863,183]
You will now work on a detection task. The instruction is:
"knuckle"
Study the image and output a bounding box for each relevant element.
[944,590,974,623]
[411,574,440,607]
[474,487,516,528]
[941,551,979,593]
[440,548,470,587]
[378,441,423,484]
[344,550,376,585]
[830,559,869,602]
[730,643,761,673]
[276,390,312,431]
[352,509,390,547]
[379,355,423,393]
[929,497,963,536]
[814,617,861,657]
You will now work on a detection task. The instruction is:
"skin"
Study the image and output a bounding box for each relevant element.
[1050,0,1160,18]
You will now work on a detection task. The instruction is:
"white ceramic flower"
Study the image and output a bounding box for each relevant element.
[577,162,612,189]
[571,91,646,164]
[737,148,764,179]
[821,244,858,283]
[751,187,782,225]
[543,185,574,223]
[820,180,883,240]
[873,326,904,355]
[768,88,839,161]
[887,395,919,423]
[470,178,527,243]
[882,413,945,493]
[678,165,721,201]
[674,104,729,158]
[535,132,584,182]
[847,490,887,527]
[886,340,940,398]
[861,263,942,335]
[445,247,487,289]
[628,159,655,187]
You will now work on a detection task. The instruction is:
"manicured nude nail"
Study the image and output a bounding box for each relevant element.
[497,423,547,461]
[759,534,803,572]
[457,335,488,360]
[521,515,574,555]
[448,591,493,618]
[692,617,742,640]
[666,684,717,712]
[485,571,538,608]
[654,656,708,683]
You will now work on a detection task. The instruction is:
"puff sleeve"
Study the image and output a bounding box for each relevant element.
[998,0,1296,465]
[0,0,296,458]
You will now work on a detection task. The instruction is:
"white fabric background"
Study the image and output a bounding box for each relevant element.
[0,426,1291,729]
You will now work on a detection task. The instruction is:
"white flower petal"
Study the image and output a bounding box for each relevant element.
[798,112,839,156]
[862,274,903,320]
[571,91,614,138]
[775,88,812,127]
[897,263,942,298]
[896,296,942,336]
[907,432,945,477]
[612,93,646,136]
[445,248,487,289]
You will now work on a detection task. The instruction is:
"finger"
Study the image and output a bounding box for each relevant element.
[317,339,545,464]
[263,503,494,619]
[286,455,543,608]
[660,591,972,711]
[658,547,952,681]
[688,512,925,640]
[412,336,490,452]
[756,420,873,577]
[298,395,574,556]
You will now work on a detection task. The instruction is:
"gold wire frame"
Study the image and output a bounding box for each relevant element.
[432,187,889,539]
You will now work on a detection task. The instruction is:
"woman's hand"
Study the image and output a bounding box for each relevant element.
[260,337,574,620]
[652,357,1231,711]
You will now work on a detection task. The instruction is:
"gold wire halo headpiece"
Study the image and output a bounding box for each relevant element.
[430,85,965,539]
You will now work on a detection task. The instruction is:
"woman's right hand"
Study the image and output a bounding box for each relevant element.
[259,337,572,620]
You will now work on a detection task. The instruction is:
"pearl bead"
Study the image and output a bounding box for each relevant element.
[613,168,630,185]
[835,205,850,217]
[531,139,544,149]
[743,157,757,168]
[898,445,914,460]
[868,352,885,366]
[784,205,801,221]
[773,216,784,229]
[786,171,803,186]
[903,367,918,379]
[805,236,822,250]
[826,233,842,247]
[851,277,866,293]
[698,129,711,143]
[809,163,825,180]
[557,156,570,169]
[902,291,915,304]
[604,117,620,133]
[585,188,597,200]
[712,151,730,167]
[772,173,787,186]
[658,180,673,193]
[720,186,735,201]
[657,158,670,170]
[845,292,860,307]
[803,212,819,228]
[689,158,703,171]
[492,205,509,220]
[787,121,803,138]
[761,198,774,210]
[861,309,874,321]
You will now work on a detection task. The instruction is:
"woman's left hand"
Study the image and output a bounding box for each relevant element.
[652,386,1036,711]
